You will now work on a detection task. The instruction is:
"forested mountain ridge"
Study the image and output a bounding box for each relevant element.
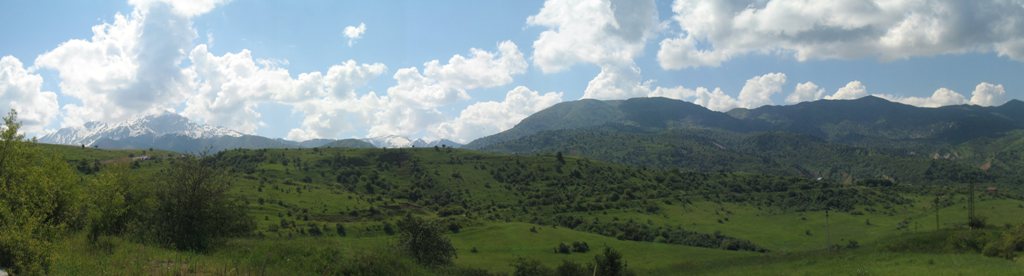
[468,96,1024,185]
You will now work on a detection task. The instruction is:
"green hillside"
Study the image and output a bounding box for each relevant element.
[7,143,1017,274]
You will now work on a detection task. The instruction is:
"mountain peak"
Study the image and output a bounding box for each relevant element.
[40,112,243,146]
[1002,99,1024,107]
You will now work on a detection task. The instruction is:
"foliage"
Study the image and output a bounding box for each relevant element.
[147,155,255,251]
[511,257,554,276]
[594,247,633,276]
[0,110,83,274]
[396,214,457,266]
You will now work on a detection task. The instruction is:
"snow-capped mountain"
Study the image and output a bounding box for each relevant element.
[360,135,414,148]
[360,136,463,148]
[40,112,243,146]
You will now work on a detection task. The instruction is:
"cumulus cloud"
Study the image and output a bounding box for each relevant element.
[286,41,528,140]
[650,85,738,112]
[529,0,659,100]
[786,81,825,104]
[826,81,869,100]
[34,2,196,127]
[878,88,967,107]
[969,82,1007,106]
[737,72,786,108]
[659,0,1024,69]
[433,86,563,143]
[128,0,229,17]
[649,73,786,111]
[185,44,387,134]
[343,22,366,47]
[0,56,60,135]
[385,40,526,108]
[583,64,652,100]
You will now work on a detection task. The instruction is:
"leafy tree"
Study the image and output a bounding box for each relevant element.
[0,110,83,274]
[148,155,255,251]
[594,247,632,276]
[86,165,135,242]
[396,214,457,266]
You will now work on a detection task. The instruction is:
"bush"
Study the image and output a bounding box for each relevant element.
[0,110,83,274]
[396,214,457,266]
[511,257,553,276]
[147,155,255,251]
[556,260,589,276]
[594,247,634,276]
[945,230,992,253]
[983,225,1024,259]
[556,242,571,254]
[572,241,590,253]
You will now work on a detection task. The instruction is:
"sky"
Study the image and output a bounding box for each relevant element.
[1,0,1022,143]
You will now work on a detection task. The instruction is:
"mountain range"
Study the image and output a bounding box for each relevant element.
[37,96,1024,185]
[466,96,1024,184]
[39,112,461,153]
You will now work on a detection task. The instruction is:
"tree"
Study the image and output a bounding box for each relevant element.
[0,110,83,274]
[511,257,553,276]
[594,247,630,276]
[148,155,255,251]
[556,260,589,276]
[556,151,566,165]
[396,214,456,266]
[86,165,135,242]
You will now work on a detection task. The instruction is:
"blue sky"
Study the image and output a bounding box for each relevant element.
[1,0,1021,142]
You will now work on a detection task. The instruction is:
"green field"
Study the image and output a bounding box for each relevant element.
[8,144,1024,275]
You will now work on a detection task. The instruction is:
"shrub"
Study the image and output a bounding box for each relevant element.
[335,223,347,236]
[0,110,83,274]
[571,241,590,253]
[511,257,553,276]
[147,155,255,252]
[846,240,860,249]
[594,247,634,276]
[556,242,571,254]
[556,260,589,276]
[396,214,457,266]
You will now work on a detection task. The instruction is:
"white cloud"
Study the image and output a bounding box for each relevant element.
[969,82,1007,106]
[878,88,967,107]
[650,86,738,112]
[384,41,525,109]
[659,0,1024,69]
[128,0,228,17]
[528,0,659,100]
[649,72,785,111]
[0,56,59,135]
[185,44,387,134]
[343,22,366,47]
[583,64,652,100]
[786,81,825,104]
[434,86,563,143]
[287,41,527,140]
[34,2,195,127]
[826,81,869,100]
[737,72,786,108]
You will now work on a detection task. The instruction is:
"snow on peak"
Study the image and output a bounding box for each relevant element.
[40,112,243,146]
[360,135,463,148]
